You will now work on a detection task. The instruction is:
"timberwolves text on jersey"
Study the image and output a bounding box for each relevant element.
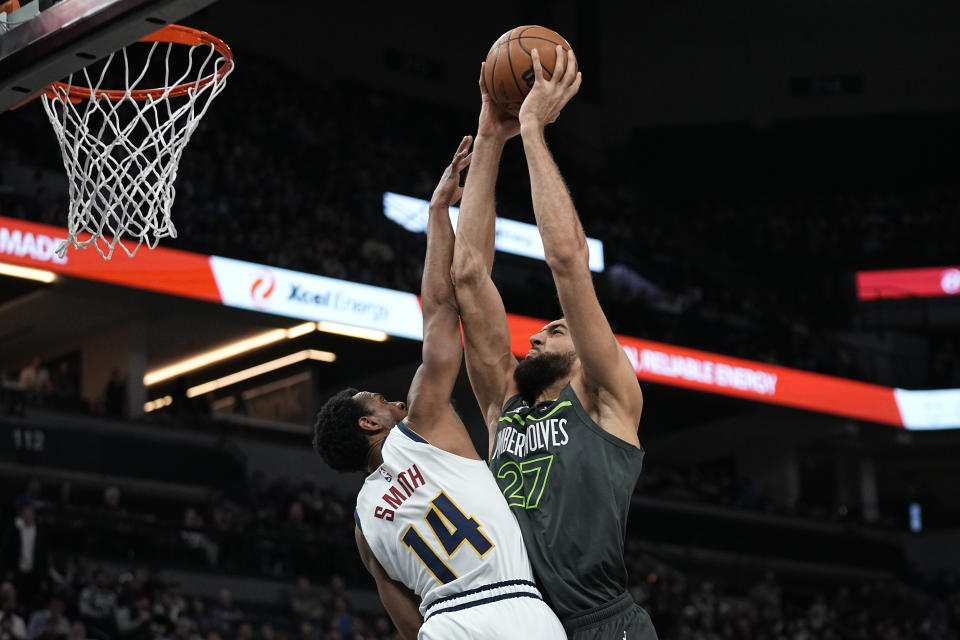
[491,401,572,459]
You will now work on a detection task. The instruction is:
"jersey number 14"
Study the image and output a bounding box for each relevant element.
[401,491,494,584]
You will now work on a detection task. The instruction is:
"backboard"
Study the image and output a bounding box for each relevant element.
[0,0,218,112]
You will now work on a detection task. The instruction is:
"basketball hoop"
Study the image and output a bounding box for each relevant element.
[41,24,234,259]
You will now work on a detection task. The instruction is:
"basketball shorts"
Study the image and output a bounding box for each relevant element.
[418,581,565,640]
[563,592,659,640]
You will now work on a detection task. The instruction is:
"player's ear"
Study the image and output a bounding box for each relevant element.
[358,415,381,433]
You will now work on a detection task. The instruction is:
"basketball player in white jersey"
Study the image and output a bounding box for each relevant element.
[312,137,565,640]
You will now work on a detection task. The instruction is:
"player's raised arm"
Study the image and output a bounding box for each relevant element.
[404,137,477,454]
[450,65,521,442]
[355,526,423,639]
[518,47,643,446]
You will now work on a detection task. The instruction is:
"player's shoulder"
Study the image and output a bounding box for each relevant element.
[391,417,485,464]
[369,421,427,466]
[569,376,643,449]
[393,420,432,446]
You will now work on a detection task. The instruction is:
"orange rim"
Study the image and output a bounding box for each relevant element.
[45,25,233,102]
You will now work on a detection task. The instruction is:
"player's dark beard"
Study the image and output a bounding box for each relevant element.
[514,351,576,404]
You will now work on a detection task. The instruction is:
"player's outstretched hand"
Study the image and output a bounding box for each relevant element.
[478,62,521,142]
[518,45,582,131]
[430,135,473,209]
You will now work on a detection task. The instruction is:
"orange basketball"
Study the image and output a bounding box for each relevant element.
[483,26,572,116]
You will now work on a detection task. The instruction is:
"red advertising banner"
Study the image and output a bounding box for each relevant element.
[857,266,960,300]
[0,216,221,302]
[504,314,904,427]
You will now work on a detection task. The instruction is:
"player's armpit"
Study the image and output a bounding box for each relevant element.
[355,526,423,640]
[551,257,644,446]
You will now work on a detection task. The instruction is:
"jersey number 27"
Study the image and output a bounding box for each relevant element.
[401,491,493,584]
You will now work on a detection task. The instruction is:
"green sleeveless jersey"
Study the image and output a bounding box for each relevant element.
[489,383,645,620]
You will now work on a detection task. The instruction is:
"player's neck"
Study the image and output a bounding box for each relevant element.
[532,377,569,406]
[364,437,386,472]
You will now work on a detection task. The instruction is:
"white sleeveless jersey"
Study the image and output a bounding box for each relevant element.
[354,422,537,618]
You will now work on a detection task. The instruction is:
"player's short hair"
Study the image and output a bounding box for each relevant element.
[313,388,371,473]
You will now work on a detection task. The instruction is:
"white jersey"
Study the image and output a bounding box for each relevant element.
[355,422,560,633]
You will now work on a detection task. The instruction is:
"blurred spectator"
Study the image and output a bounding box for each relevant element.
[295,621,315,640]
[13,481,44,514]
[49,363,77,400]
[185,600,210,636]
[166,617,196,640]
[103,369,126,419]
[55,485,71,512]
[113,596,150,640]
[100,488,124,519]
[257,624,275,640]
[290,578,324,622]
[207,506,234,537]
[18,358,51,402]
[0,505,48,609]
[0,588,27,640]
[808,593,831,632]
[153,583,185,628]
[77,570,115,639]
[245,472,268,516]
[66,623,84,640]
[372,616,392,640]
[114,574,138,611]
[25,595,69,640]
[749,571,783,626]
[46,556,80,602]
[285,503,308,536]
[139,569,165,604]
[208,590,242,635]
[180,509,218,568]
[36,617,66,640]
[329,598,350,639]
[1,616,16,640]
[327,576,346,603]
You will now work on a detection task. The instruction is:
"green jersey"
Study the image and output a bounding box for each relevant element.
[489,383,645,620]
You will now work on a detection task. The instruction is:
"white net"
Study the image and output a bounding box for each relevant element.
[41,27,233,259]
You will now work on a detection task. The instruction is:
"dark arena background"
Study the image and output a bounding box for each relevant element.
[1,1,960,638]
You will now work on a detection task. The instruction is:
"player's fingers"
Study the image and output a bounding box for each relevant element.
[461,152,473,167]
[567,71,583,97]
[551,45,565,83]
[479,62,489,96]
[563,49,578,86]
[531,48,545,82]
[454,135,473,159]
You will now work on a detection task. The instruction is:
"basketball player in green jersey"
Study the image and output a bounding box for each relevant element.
[450,46,659,639]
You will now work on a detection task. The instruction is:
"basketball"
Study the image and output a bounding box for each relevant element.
[483,26,572,116]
